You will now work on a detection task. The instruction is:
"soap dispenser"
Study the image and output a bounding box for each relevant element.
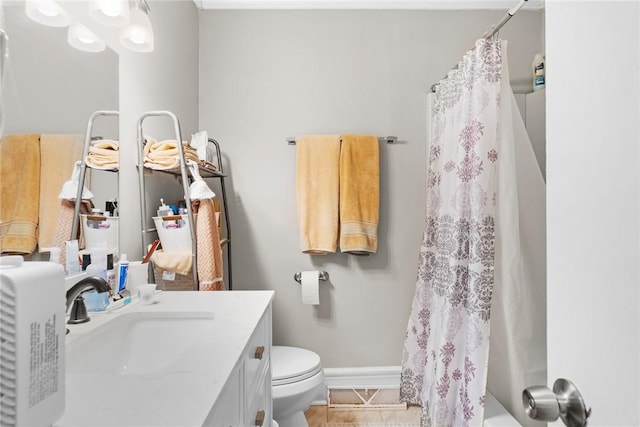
[157,198,172,217]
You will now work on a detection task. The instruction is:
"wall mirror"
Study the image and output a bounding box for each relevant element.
[1,1,119,258]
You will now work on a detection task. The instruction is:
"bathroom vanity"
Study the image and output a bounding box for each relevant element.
[55,291,274,427]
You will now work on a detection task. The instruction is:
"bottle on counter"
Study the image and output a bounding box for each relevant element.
[533,53,545,91]
[106,254,116,295]
[116,254,130,296]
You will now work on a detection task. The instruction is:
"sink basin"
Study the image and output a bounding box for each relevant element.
[66,311,216,377]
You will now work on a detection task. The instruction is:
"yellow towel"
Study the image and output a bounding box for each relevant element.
[0,134,41,254]
[143,139,199,170]
[150,249,192,276]
[296,135,341,254]
[192,199,224,291]
[86,139,119,170]
[90,139,119,152]
[339,134,379,255]
[39,134,85,250]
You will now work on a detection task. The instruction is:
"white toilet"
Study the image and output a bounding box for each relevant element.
[271,346,324,427]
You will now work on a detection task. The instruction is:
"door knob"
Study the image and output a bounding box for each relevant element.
[522,378,591,427]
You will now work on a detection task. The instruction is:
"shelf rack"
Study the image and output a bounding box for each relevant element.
[136,111,232,291]
[71,110,119,243]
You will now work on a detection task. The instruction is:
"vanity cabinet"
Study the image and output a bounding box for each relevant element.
[56,291,274,427]
[205,304,272,427]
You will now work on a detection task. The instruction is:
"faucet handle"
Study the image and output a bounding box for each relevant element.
[68,295,90,324]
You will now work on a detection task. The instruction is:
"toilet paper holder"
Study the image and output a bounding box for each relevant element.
[294,271,329,283]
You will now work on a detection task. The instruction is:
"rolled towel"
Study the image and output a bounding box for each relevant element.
[296,135,341,254]
[89,139,119,154]
[143,139,200,170]
[86,139,119,170]
[339,134,379,255]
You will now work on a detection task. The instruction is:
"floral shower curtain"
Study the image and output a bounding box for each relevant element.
[400,38,505,426]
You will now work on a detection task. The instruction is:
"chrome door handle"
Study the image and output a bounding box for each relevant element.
[523,378,591,427]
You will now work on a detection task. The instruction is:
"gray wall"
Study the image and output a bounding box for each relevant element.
[118,0,200,259]
[199,9,544,367]
[3,3,118,135]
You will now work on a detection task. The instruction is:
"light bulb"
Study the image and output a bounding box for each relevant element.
[38,2,59,17]
[68,22,106,53]
[128,27,146,45]
[25,0,70,27]
[98,0,124,17]
[90,0,130,27]
[120,1,153,52]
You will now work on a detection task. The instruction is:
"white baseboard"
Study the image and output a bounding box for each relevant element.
[311,366,401,406]
[308,366,519,425]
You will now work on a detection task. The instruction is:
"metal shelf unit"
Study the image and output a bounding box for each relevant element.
[71,110,120,244]
[136,111,232,291]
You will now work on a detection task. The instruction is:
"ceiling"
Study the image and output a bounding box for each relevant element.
[193,0,545,10]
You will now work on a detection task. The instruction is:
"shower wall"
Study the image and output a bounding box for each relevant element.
[198,9,544,368]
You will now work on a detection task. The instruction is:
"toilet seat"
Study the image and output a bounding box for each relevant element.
[272,346,322,386]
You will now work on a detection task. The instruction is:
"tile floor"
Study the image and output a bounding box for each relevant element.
[304,404,421,426]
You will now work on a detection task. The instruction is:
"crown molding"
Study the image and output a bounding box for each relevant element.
[195,0,545,10]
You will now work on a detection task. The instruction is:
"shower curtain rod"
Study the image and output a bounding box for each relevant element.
[430,0,529,92]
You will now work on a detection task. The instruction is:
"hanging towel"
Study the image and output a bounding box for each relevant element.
[0,134,41,254]
[296,135,341,254]
[50,162,95,264]
[38,134,85,250]
[188,162,224,290]
[85,139,119,170]
[50,199,93,266]
[150,249,192,276]
[339,134,379,255]
[192,199,224,291]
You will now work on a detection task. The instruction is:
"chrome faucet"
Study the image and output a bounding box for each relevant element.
[66,276,111,324]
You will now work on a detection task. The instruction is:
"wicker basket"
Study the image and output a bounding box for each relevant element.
[151,200,223,292]
[153,264,195,291]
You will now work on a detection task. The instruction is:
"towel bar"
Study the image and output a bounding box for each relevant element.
[294,271,329,283]
[287,136,397,145]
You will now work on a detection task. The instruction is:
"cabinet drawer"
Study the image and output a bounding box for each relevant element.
[204,366,242,427]
[245,314,269,392]
[244,369,271,427]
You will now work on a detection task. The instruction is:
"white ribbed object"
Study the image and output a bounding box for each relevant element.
[0,257,66,427]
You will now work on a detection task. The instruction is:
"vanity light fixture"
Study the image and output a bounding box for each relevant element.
[25,0,70,27]
[68,22,106,53]
[119,0,154,53]
[89,0,130,27]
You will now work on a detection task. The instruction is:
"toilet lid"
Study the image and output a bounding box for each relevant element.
[271,346,322,386]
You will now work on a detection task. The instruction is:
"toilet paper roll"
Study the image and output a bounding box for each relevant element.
[301,270,320,305]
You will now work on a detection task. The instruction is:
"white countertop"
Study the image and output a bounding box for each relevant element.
[55,290,274,427]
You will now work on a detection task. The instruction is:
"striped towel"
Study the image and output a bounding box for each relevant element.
[0,134,41,254]
[296,135,341,254]
[193,199,224,291]
[339,134,379,255]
